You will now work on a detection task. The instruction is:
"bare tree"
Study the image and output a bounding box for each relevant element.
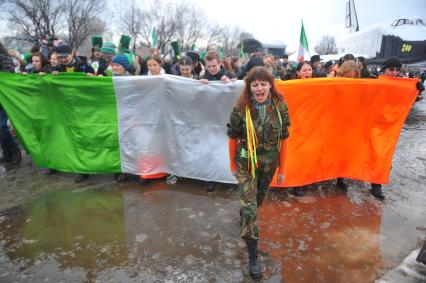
[65,0,104,49]
[205,22,224,50]
[175,4,206,51]
[151,1,181,56]
[220,25,242,57]
[6,0,64,42]
[73,17,107,56]
[314,35,338,55]
[115,0,144,53]
[136,0,215,58]
[113,0,241,58]
[135,0,187,58]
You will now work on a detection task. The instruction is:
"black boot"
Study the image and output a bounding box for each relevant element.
[416,240,426,264]
[11,148,22,165]
[206,181,216,192]
[256,193,266,207]
[370,183,385,201]
[115,173,128,182]
[75,174,89,183]
[0,147,21,164]
[138,177,150,186]
[0,152,12,162]
[293,187,304,197]
[246,240,262,280]
[336,178,348,191]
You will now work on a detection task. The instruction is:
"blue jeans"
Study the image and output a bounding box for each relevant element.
[0,107,19,157]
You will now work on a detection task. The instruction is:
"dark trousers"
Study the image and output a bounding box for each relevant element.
[0,107,19,157]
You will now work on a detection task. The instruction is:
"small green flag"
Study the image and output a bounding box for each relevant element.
[192,43,198,51]
[240,42,244,59]
[171,41,181,60]
[220,46,225,60]
[151,28,157,48]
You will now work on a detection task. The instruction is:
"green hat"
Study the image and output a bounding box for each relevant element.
[119,35,131,53]
[100,42,116,55]
[91,36,103,51]
[124,53,134,64]
[171,41,181,60]
[21,52,32,64]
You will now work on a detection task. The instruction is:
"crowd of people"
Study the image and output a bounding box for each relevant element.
[1,35,426,280]
[1,35,425,194]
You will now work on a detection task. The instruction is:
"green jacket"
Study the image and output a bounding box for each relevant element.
[227,98,290,165]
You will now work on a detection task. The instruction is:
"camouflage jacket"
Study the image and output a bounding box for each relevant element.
[227,98,290,165]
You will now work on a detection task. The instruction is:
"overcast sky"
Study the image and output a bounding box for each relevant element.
[190,0,426,52]
[1,0,424,53]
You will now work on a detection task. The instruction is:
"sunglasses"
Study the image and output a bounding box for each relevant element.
[389,67,400,71]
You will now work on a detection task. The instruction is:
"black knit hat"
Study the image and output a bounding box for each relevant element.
[185,51,200,64]
[310,55,321,63]
[382,57,402,70]
[324,60,334,70]
[246,56,263,73]
[55,43,72,57]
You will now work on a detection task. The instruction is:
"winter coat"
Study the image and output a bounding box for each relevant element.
[0,54,16,109]
[227,99,290,166]
[55,56,94,74]
[201,66,236,81]
[91,57,109,76]
[360,68,372,79]
[28,65,52,74]
[0,55,15,73]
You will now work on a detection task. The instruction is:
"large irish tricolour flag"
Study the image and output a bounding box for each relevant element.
[0,73,419,187]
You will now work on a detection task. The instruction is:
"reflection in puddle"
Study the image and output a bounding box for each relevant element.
[259,194,382,282]
[0,180,415,282]
[0,189,128,282]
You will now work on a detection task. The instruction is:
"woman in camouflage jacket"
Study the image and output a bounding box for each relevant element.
[227,66,290,279]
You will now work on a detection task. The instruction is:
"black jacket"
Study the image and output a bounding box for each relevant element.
[312,69,327,78]
[201,66,236,81]
[55,56,94,74]
[92,57,110,76]
[0,55,15,73]
[0,54,16,109]
[28,65,52,74]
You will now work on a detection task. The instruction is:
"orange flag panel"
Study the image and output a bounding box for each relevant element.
[271,76,418,187]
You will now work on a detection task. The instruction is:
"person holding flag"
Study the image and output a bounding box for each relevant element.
[118,35,136,75]
[89,36,109,76]
[227,66,290,279]
[97,42,116,77]
[0,41,21,165]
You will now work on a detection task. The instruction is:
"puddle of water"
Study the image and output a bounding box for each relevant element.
[0,179,423,282]
[259,194,383,283]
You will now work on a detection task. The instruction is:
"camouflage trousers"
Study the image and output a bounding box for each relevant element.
[236,159,278,241]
